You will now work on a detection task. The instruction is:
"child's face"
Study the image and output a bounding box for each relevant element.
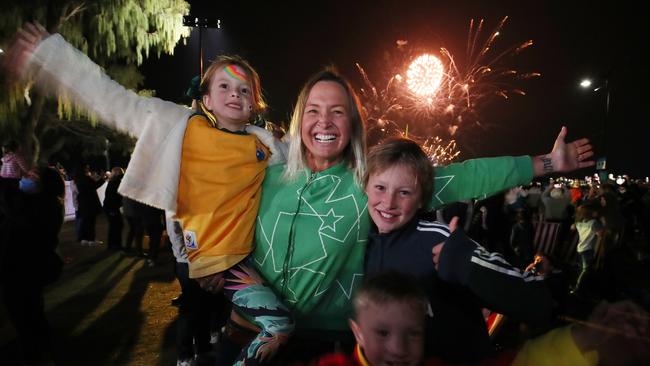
[366,164,422,234]
[350,301,425,366]
[202,64,253,131]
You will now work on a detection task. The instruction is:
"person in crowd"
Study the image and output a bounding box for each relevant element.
[526,182,543,220]
[0,166,65,365]
[103,166,124,250]
[363,138,553,362]
[72,163,104,246]
[472,192,510,254]
[541,182,572,222]
[140,201,165,267]
[569,201,604,296]
[509,209,536,269]
[122,196,144,256]
[0,139,30,184]
[307,272,650,366]
[4,23,595,364]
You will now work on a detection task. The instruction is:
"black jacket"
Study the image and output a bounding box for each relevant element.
[365,215,553,363]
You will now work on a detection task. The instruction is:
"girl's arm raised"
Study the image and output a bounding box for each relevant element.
[4,23,191,138]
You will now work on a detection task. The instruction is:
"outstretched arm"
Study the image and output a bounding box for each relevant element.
[2,23,191,138]
[532,126,595,176]
[428,126,595,209]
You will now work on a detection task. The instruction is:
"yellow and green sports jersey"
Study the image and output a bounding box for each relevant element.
[177,115,269,278]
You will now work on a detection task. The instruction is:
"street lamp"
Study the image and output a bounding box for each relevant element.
[183,16,221,76]
[580,76,610,170]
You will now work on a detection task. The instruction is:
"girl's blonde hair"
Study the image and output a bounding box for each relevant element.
[283,67,367,183]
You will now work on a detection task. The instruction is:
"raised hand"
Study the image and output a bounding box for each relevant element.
[533,126,595,176]
[1,22,49,84]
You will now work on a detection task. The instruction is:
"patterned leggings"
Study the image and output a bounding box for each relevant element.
[223,260,294,365]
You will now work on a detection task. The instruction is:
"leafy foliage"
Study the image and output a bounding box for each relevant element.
[0,0,190,164]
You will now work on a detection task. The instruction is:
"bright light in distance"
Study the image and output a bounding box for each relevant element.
[0,48,4,54]
[580,79,592,88]
[406,54,444,97]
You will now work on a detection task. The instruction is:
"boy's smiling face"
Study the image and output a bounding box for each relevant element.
[366,164,423,234]
[350,300,425,366]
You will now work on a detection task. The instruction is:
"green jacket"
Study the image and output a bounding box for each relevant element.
[252,155,533,332]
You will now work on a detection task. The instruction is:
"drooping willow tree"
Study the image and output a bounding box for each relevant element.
[0,0,190,165]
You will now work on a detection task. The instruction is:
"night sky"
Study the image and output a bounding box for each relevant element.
[141,0,649,177]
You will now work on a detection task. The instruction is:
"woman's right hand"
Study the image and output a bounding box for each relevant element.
[1,22,49,83]
[196,271,226,294]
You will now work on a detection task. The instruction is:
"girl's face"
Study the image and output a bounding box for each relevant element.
[366,164,423,234]
[300,81,352,172]
[202,64,253,131]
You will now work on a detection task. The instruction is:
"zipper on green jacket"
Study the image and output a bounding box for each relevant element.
[281,171,317,297]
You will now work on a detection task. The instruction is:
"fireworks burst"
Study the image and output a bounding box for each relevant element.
[358,17,538,164]
[406,54,444,98]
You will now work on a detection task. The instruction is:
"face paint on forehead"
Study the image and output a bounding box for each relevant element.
[224,65,248,82]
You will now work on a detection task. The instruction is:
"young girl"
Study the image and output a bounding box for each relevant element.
[363,137,553,362]
[570,201,604,295]
[9,25,291,365]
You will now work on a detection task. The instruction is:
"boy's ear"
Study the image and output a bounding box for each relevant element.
[349,318,364,347]
[202,94,211,110]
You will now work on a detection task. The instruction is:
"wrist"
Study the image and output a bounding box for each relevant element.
[532,153,554,177]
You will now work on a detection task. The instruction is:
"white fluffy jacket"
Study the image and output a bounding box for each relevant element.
[27,34,287,214]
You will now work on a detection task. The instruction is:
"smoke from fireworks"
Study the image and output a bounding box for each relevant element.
[358,16,538,165]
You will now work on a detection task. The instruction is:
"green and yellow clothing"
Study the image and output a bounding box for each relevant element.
[177,115,270,278]
[253,156,533,333]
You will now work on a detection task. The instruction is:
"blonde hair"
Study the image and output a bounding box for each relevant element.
[283,68,367,183]
[198,55,266,126]
[364,137,434,208]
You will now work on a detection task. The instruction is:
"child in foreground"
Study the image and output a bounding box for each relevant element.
[308,272,649,366]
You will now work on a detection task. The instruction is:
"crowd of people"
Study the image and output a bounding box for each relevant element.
[1,22,649,366]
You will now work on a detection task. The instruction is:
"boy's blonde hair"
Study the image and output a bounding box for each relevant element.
[353,272,429,319]
[283,67,367,183]
[199,55,267,115]
[364,137,434,208]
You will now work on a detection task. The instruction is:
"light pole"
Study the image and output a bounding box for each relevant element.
[183,16,221,77]
[580,76,610,170]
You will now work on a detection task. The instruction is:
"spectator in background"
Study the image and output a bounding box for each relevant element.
[140,202,164,267]
[104,167,124,251]
[541,183,572,222]
[0,166,65,365]
[122,196,144,256]
[570,201,604,296]
[73,164,104,246]
[525,182,543,220]
[1,140,30,185]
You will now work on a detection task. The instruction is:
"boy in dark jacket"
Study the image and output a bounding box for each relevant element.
[363,138,553,363]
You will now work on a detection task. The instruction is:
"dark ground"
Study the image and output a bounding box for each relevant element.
[0,215,181,365]
[1,216,650,365]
